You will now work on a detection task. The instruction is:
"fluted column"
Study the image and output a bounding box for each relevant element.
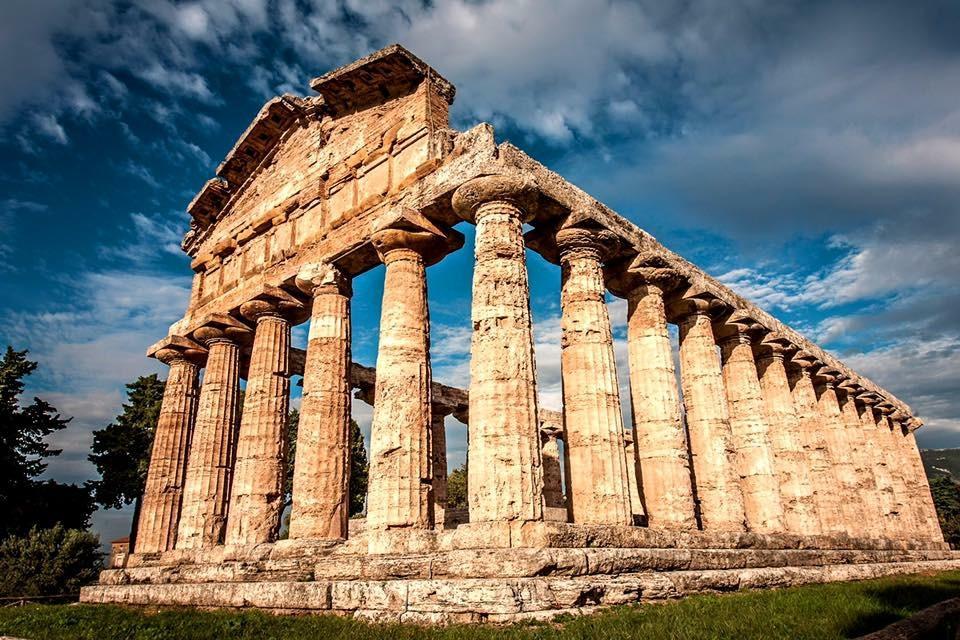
[856,397,899,538]
[898,422,943,542]
[611,266,697,530]
[877,408,916,535]
[813,374,866,537]
[557,226,632,525]
[177,323,247,549]
[788,355,845,535]
[541,428,566,512]
[452,176,544,523]
[716,323,783,533]
[837,386,884,531]
[669,297,746,531]
[754,343,819,535]
[135,344,203,553]
[431,409,450,529]
[366,211,460,539]
[289,263,352,540]
[225,299,294,546]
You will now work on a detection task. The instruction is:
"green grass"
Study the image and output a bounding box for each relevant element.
[1,571,959,640]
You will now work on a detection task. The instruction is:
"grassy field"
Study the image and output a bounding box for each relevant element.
[1,571,958,640]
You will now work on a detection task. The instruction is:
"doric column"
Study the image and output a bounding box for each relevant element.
[813,372,867,537]
[177,318,249,549]
[897,419,944,542]
[836,384,884,531]
[607,261,696,530]
[876,407,917,535]
[135,339,204,553]
[289,263,353,540]
[855,396,899,538]
[365,209,461,538]
[540,426,566,512]
[754,340,819,535]
[431,408,451,529]
[668,296,746,532]
[715,319,784,533]
[225,293,301,546]
[787,353,845,535]
[452,175,544,523]
[622,430,646,525]
[556,225,632,525]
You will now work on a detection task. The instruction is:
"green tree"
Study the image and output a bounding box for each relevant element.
[88,375,164,510]
[0,346,93,537]
[929,475,960,548]
[447,463,467,510]
[0,525,101,597]
[349,419,368,517]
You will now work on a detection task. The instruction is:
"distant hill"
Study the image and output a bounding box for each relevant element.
[920,448,960,482]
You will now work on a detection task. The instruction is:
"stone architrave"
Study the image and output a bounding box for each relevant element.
[289,263,353,540]
[556,225,632,526]
[787,354,845,535]
[225,295,298,546]
[898,423,944,542]
[608,263,697,530]
[856,396,899,538]
[813,373,867,537]
[177,319,249,549]
[452,176,545,523]
[715,321,784,534]
[836,385,883,529]
[366,209,462,539]
[754,340,820,536]
[135,340,204,553]
[668,296,746,532]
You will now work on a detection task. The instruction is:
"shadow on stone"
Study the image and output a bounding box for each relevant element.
[842,576,960,638]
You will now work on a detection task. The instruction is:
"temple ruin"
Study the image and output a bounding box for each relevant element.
[81,45,960,622]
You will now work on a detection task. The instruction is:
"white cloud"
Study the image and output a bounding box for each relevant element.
[33,113,68,144]
[136,65,218,104]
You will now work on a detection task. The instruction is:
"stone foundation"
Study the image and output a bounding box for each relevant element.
[81,523,960,623]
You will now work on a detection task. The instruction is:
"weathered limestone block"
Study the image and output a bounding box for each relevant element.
[177,323,247,549]
[813,375,867,537]
[669,297,747,532]
[716,323,784,534]
[754,341,820,536]
[452,175,544,523]
[788,356,845,535]
[557,225,632,526]
[136,346,202,553]
[290,263,353,540]
[226,299,295,546]
[837,387,884,529]
[366,209,461,547]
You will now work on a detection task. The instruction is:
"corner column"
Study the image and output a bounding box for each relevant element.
[754,341,820,535]
[876,407,917,535]
[668,296,746,531]
[897,420,944,542]
[225,295,299,546]
[837,385,884,530]
[856,396,900,538]
[715,321,784,533]
[289,263,353,540]
[135,340,204,553]
[177,319,249,549]
[556,225,632,525]
[452,175,544,524]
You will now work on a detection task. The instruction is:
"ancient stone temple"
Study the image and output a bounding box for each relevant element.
[81,45,959,622]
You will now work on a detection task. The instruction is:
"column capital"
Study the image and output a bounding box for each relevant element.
[451,174,537,223]
[189,313,253,347]
[665,293,726,324]
[240,286,307,323]
[296,262,351,297]
[753,335,793,363]
[714,311,764,347]
[148,335,207,366]
[371,207,464,265]
[605,252,684,297]
[555,226,619,263]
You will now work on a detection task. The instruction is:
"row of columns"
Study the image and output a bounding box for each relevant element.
[134,174,942,554]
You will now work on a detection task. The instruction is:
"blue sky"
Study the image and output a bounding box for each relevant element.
[2,0,960,545]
